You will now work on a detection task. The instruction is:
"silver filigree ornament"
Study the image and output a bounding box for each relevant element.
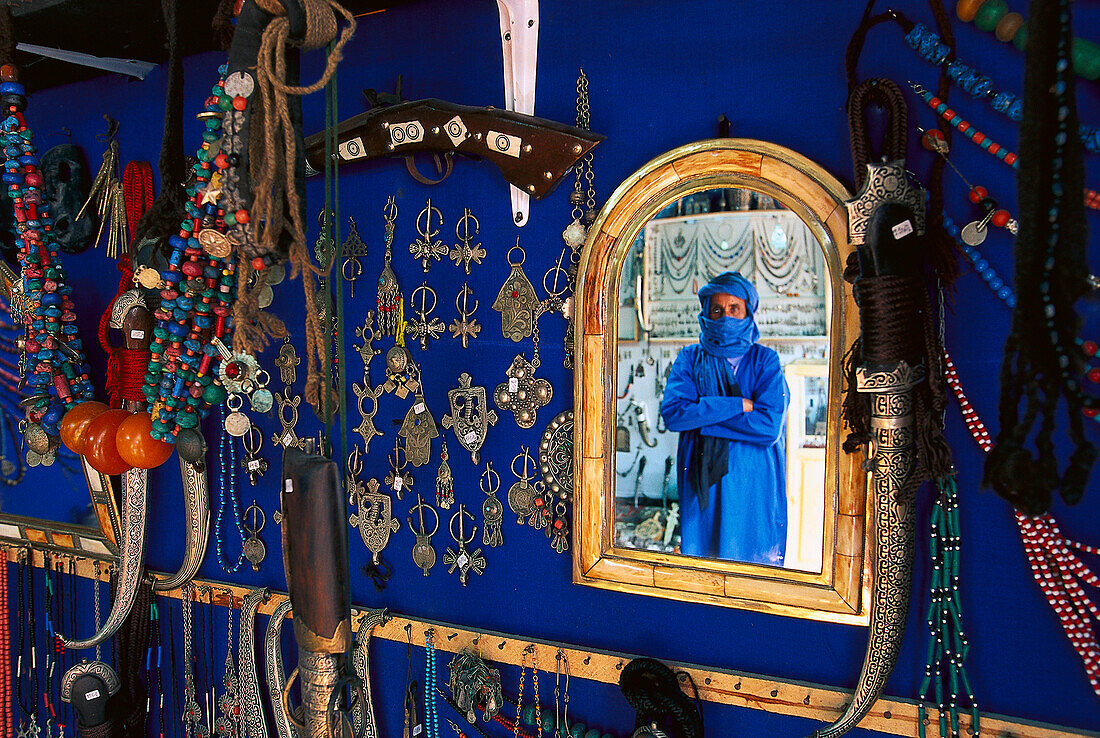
[410,198,448,271]
[399,391,439,467]
[441,372,497,464]
[450,207,486,274]
[444,505,486,586]
[349,475,401,566]
[407,493,440,575]
[494,354,552,430]
[844,159,926,246]
[406,282,446,350]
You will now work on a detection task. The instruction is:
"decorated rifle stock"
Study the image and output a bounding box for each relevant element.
[303,99,603,199]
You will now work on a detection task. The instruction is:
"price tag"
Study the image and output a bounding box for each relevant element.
[248,460,260,471]
[414,402,425,414]
[282,433,295,447]
[463,431,478,444]
[394,477,403,491]
[129,329,145,339]
[85,689,101,700]
[891,219,914,240]
[284,479,293,494]
[413,727,422,737]
[508,377,519,393]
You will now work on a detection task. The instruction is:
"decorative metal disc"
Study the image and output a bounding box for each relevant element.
[538,409,574,501]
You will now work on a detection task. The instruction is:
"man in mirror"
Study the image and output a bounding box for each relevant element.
[659,272,789,564]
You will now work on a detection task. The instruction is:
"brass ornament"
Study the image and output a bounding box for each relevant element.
[198,228,233,259]
[440,372,498,464]
[377,196,402,336]
[406,282,446,351]
[443,505,486,586]
[348,467,401,566]
[436,438,455,509]
[275,338,301,386]
[398,391,439,467]
[409,198,447,271]
[241,501,267,571]
[406,493,439,576]
[341,216,369,298]
[449,283,481,348]
[508,447,538,525]
[480,462,503,548]
[494,354,552,429]
[449,207,486,274]
[385,437,414,500]
[492,243,540,342]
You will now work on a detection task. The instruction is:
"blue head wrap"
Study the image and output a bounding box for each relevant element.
[697,271,760,358]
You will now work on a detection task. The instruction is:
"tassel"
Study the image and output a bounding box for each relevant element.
[78,117,127,259]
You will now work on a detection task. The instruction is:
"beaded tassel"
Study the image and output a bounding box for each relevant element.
[2,64,96,443]
[917,476,980,738]
[945,353,1100,698]
[144,66,245,441]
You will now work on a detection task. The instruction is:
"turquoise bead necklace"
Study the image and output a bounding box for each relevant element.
[214,404,247,573]
[424,629,439,738]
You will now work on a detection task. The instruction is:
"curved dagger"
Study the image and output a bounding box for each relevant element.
[351,608,391,738]
[240,587,272,738]
[265,599,300,738]
[61,466,148,649]
[153,458,210,592]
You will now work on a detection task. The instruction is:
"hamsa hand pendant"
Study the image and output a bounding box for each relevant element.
[399,393,439,467]
[492,244,539,342]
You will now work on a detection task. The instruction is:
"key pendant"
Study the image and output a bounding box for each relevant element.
[409,198,447,271]
[342,215,369,298]
[406,494,439,576]
[436,439,455,509]
[443,505,486,586]
[398,391,439,467]
[480,462,504,548]
[441,372,498,465]
[385,437,414,500]
[242,501,267,571]
[550,501,570,554]
[377,197,402,336]
[508,446,538,524]
[405,282,446,350]
[494,353,553,429]
[241,426,268,485]
[449,283,481,348]
[450,207,486,274]
[275,338,300,386]
[492,242,540,341]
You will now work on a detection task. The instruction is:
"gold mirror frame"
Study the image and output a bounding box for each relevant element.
[573,139,869,623]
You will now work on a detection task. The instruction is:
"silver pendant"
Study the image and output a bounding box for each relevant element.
[436,439,455,509]
[508,446,538,524]
[492,242,540,341]
[382,346,421,399]
[240,426,268,485]
[211,337,262,397]
[377,197,402,336]
[385,437,414,500]
[961,220,988,246]
[241,501,267,571]
[352,378,384,452]
[406,493,439,576]
[480,462,503,548]
[354,313,382,387]
[494,353,552,429]
[406,282,446,350]
[550,500,570,554]
[529,482,553,531]
[441,372,498,464]
[271,388,304,449]
[348,475,401,566]
[398,391,439,467]
[224,395,251,437]
[449,283,481,348]
[449,207,486,274]
[274,338,300,386]
[342,216,369,298]
[444,505,486,586]
[409,198,447,271]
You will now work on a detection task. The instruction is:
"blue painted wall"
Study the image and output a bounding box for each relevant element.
[6,1,1100,735]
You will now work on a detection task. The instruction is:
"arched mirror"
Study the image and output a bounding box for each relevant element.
[574,139,869,622]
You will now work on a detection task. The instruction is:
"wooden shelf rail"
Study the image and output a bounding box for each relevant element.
[2,542,1095,738]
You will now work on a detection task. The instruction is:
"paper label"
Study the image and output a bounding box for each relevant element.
[85,689,101,700]
[508,377,519,393]
[129,329,145,339]
[891,219,914,240]
[413,727,422,737]
[337,136,366,160]
[394,477,403,491]
[487,130,522,158]
[282,433,294,446]
[414,402,425,414]
[247,460,260,471]
[464,431,478,444]
[284,479,293,494]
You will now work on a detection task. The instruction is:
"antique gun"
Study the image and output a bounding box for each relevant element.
[302,99,603,215]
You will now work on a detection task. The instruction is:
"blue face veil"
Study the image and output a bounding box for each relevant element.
[697,272,760,358]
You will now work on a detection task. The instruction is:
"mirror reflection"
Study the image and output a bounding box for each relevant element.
[614,187,828,572]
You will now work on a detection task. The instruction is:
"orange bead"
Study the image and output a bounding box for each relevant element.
[83,409,133,475]
[0,64,17,82]
[991,209,1010,228]
[232,96,247,111]
[115,412,174,469]
[956,0,986,23]
[59,401,109,455]
[235,209,250,224]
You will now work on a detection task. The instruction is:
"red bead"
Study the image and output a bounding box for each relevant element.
[224,361,242,379]
[1088,368,1100,383]
[991,209,1010,228]
[233,96,247,111]
[214,153,229,169]
[1083,340,1098,356]
[1084,407,1100,418]
[972,132,986,145]
[251,256,266,271]
[920,129,946,151]
[957,121,970,134]
[235,209,250,224]
[969,186,988,204]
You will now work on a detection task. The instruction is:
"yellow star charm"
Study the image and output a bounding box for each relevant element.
[200,187,222,206]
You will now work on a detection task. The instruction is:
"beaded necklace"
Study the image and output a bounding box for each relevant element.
[2,66,95,445]
[944,352,1100,698]
[215,406,247,574]
[144,65,241,442]
[901,20,1100,153]
[940,212,1016,307]
[424,630,439,738]
[0,552,10,738]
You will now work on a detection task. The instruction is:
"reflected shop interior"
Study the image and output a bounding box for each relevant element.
[614,187,829,573]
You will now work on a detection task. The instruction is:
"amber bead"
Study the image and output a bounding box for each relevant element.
[956,0,985,23]
[995,11,1024,42]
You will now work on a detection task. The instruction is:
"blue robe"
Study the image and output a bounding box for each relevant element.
[660,342,789,564]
